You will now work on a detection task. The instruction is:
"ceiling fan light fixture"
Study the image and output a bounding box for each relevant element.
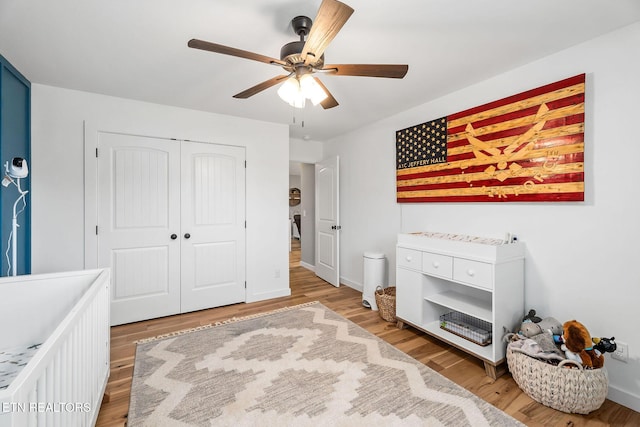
[299,74,328,106]
[277,77,306,108]
[278,74,328,108]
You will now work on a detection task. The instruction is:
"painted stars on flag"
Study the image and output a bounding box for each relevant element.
[396,118,448,170]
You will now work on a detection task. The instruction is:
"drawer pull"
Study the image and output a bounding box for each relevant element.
[406,256,412,262]
[467,269,475,277]
[432,261,440,268]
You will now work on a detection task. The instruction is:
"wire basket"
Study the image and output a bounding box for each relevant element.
[439,311,492,346]
[375,286,396,322]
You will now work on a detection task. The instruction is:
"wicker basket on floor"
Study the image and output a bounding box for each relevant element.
[375,286,396,322]
[506,346,608,414]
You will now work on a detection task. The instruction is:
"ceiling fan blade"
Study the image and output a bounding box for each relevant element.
[233,75,290,99]
[313,78,339,109]
[301,0,354,66]
[322,64,408,78]
[188,39,286,66]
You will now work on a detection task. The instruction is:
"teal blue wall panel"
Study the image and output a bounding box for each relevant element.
[0,54,31,276]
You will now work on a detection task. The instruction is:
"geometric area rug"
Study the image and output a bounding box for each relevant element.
[128,302,524,426]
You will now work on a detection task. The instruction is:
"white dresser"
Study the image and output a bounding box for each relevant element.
[395,232,524,378]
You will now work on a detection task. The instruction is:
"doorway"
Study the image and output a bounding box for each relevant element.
[289,161,315,271]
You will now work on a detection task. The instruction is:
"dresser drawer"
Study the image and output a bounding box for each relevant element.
[422,251,453,279]
[397,247,422,270]
[453,259,493,289]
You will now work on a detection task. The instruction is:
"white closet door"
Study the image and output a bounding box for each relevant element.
[97,132,181,325]
[180,141,246,313]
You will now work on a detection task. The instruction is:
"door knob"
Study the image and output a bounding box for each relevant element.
[184,233,191,239]
[170,234,177,240]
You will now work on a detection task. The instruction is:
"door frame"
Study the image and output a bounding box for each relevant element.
[84,121,104,269]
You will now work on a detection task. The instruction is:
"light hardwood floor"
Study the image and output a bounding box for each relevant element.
[96,242,639,426]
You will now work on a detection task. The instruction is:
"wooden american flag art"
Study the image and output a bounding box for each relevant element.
[396,74,585,202]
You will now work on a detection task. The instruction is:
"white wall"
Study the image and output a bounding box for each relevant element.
[31,84,291,303]
[289,137,323,164]
[324,22,640,411]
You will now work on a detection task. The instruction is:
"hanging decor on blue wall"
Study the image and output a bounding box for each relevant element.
[0,54,31,276]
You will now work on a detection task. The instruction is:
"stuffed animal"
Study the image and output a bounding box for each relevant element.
[561,343,584,364]
[519,316,562,338]
[519,321,542,338]
[517,316,564,356]
[522,309,542,323]
[539,317,563,336]
[592,337,617,354]
[562,320,604,368]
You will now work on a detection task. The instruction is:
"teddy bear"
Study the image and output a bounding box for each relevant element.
[561,320,604,368]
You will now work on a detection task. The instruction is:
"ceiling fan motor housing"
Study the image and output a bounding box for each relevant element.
[281,16,324,70]
[280,40,324,69]
[280,41,305,61]
[291,16,312,37]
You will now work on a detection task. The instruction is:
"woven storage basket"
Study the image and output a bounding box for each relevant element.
[506,346,608,414]
[375,286,396,322]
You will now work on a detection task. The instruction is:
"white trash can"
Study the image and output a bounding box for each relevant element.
[363,252,385,311]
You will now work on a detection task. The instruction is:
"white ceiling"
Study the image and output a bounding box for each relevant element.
[1,0,639,141]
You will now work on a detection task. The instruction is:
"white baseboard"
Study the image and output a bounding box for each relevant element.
[340,277,363,292]
[607,385,640,412]
[299,261,315,272]
[246,288,291,303]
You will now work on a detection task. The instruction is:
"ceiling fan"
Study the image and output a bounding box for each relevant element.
[188,0,408,109]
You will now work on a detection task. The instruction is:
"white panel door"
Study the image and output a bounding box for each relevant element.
[180,141,246,313]
[315,156,340,287]
[97,132,181,325]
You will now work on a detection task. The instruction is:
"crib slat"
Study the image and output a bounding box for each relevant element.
[81,309,89,426]
[47,364,54,426]
[28,388,37,427]
[53,353,60,427]
[36,375,45,426]
[73,325,80,427]
[60,342,68,427]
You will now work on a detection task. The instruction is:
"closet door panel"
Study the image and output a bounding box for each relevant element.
[97,132,181,325]
[180,141,246,313]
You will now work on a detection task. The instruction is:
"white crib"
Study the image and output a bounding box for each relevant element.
[0,269,110,427]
